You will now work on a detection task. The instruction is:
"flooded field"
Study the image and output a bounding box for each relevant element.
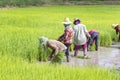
[62,42,120,69]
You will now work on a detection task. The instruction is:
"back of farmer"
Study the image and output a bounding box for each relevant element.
[73,18,90,57]
[87,30,99,51]
[39,36,67,61]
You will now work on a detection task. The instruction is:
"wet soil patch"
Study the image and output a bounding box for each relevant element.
[62,42,120,69]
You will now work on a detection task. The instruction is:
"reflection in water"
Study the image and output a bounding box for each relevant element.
[62,46,120,69]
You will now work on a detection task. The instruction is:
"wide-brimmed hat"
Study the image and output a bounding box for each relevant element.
[112,24,119,28]
[62,17,72,24]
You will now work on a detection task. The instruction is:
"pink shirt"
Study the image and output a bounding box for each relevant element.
[63,27,74,44]
[89,30,97,35]
[88,30,99,44]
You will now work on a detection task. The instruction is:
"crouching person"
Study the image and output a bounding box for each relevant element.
[112,24,120,41]
[87,30,99,51]
[39,36,67,61]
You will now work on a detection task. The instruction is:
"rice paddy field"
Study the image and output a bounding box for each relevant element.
[0,5,120,80]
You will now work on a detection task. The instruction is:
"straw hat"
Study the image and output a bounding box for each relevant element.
[62,17,72,24]
[112,24,119,28]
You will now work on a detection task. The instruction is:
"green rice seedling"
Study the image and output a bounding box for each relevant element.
[0,5,119,80]
[51,52,64,64]
[89,44,96,51]
[0,5,120,62]
[74,56,91,59]
[0,54,119,80]
[38,45,52,62]
[100,31,112,46]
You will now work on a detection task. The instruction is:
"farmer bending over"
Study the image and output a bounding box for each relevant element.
[39,36,67,61]
[87,30,99,51]
[112,24,120,41]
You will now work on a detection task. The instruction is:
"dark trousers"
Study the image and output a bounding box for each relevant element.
[88,32,99,49]
[64,43,71,56]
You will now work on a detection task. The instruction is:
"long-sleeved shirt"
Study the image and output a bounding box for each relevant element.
[58,25,74,44]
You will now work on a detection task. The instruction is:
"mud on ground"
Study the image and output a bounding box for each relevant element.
[62,42,120,69]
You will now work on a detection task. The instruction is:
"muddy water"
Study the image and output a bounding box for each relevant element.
[62,42,120,69]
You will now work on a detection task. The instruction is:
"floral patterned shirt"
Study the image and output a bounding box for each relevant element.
[58,25,74,44]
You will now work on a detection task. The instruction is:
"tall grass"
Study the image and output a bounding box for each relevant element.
[0,5,120,80]
[0,55,119,80]
[0,5,120,59]
[0,5,120,61]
